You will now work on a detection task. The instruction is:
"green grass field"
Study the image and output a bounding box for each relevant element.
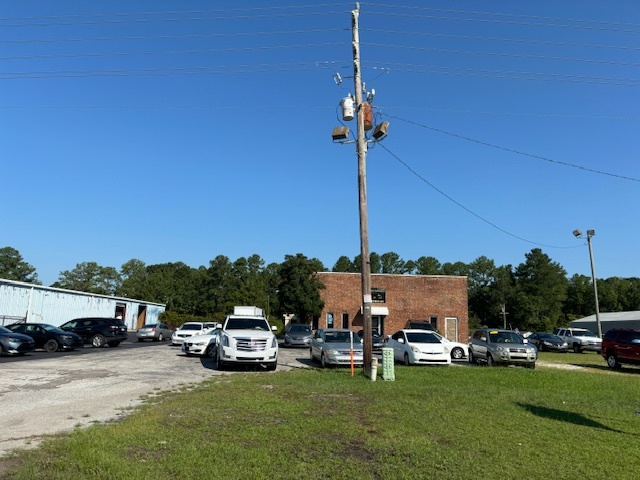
[3,353,639,480]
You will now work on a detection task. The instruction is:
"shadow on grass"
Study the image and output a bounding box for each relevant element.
[517,403,638,436]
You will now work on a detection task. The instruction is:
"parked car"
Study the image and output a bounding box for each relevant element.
[310,328,363,368]
[601,328,640,369]
[404,320,435,331]
[6,323,83,352]
[283,324,312,348]
[170,322,212,346]
[387,329,451,366]
[468,328,537,369]
[356,329,386,351]
[59,317,128,348]
[182,328,221,358]
[553,327,602,353]
[136,323,172,342]
[527,332,569,353]
[0,325,35,355]
[431,331,468,360]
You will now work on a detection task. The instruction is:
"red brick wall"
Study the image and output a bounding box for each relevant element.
[316,272,468,342]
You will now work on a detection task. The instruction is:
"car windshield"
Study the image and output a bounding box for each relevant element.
[40,324,65,333]
[288,324,311,333]
[539,333,561,341]
[405,332,439,344]
[324,331,354,343]
[142,324,158,328]
[489,332,524,344]
[226,318,270,331]
[575,330,596,337]
[181,324,203,331]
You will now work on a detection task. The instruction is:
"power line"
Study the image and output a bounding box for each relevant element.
[0,29,347,45]
[362,42,640,68]
[362,29,640,52]
[377,143,579,249]
[384,114,640,183]
[366,4,640,29]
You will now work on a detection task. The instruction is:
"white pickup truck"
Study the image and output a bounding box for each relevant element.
[553,327,602,353]
[215,308,278,371]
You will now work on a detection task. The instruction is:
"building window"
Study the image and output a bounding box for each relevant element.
[327,312,334,328]
[342,312,349,329]
[371,288,386,303]
[430,316,438,331]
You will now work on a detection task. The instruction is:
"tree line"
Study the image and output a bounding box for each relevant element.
[1,246,639,332]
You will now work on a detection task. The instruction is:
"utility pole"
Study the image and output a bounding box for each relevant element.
[500,304,508,329]
[352,2,373,377]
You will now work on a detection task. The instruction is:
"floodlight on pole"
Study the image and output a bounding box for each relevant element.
[573,228,602,338]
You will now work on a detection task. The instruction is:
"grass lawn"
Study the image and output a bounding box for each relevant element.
[3,356,639,480]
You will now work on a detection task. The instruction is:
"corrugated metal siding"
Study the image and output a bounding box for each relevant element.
[0,280,165,329]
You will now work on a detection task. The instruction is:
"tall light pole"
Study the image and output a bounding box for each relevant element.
[573,229,602,338]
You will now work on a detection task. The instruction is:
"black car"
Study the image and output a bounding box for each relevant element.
[6,323,84,352]
[59,317,128,348]
[356,329,386,351]
[405,321,435,332]
[0,325,35,355]
[527,332,569,353]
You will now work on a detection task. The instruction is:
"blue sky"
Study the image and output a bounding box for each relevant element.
[1,1,638,286]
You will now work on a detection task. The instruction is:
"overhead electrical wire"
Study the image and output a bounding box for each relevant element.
[377,142,579,249]
[383,114,640,183]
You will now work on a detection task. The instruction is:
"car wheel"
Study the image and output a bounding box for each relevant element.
[403,352,410,366]
[537,343,544,352]
[468,350,475,364]
[573,344,581,353]
[203,344,216,358]
[486,353,494,367]
[451,347,464,360]
[91,334,106,348]
[266,362,277,371]
[525,362,536,370]
[321,353,328,368]
[44,339,59,353]
[309,348,316,363]
[606,353,620,369]
[158,333,164,342]
[137,338,144,342]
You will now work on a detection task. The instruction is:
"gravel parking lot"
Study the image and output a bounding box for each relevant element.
[0,342,309,457]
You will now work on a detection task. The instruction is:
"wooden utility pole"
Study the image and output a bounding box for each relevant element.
[351,2,373,377]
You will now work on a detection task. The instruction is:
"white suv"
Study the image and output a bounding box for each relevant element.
[553,328,602,353]
[216,315,278,371]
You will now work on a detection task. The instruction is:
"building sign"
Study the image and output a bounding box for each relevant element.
[371,288,386,303]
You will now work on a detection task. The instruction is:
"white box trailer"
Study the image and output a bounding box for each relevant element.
[233,306,263,316]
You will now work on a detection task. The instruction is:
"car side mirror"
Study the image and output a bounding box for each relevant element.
[271,325,277,332]
[398,338,405,344]
[523,339,529,344]
[480,336,487,342]
[216,323,223,329]
[631,339,640,344]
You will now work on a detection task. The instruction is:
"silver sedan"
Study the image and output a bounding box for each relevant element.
[136,323,173,342]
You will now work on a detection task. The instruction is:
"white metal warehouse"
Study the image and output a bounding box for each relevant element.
[0,278,165,331]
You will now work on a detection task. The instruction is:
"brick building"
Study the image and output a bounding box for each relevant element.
[315,272,469,343]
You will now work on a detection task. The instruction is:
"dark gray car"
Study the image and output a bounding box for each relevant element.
[0,325,35,355]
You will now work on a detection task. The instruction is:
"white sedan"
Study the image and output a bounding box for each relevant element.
[182,329,220,358]
[388,329,451,366]
[432,331,469,360]
[170,322,216,346]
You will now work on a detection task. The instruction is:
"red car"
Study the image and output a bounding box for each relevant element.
[601,329,640,369]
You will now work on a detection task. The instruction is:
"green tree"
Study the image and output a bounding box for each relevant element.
[467,256,498,326]
[277,253,325,322]
[413,256,442,275]
[53,261,120,295]
[353,252,382,273]
[513,249,568,332]
[380,252,405,274]
[144,262,199,313]
[0,247,40,284]
[332,256,357,272]
[117,259,149,299]
[442,261,469,277]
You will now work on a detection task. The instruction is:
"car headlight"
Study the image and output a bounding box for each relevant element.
[411,345,420,353]
[496,346,507,354]
[271,337,278,348]
[543,341,552,346]
[326,349,338,355]
[222,334,230,347]
[284,334,290,340]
